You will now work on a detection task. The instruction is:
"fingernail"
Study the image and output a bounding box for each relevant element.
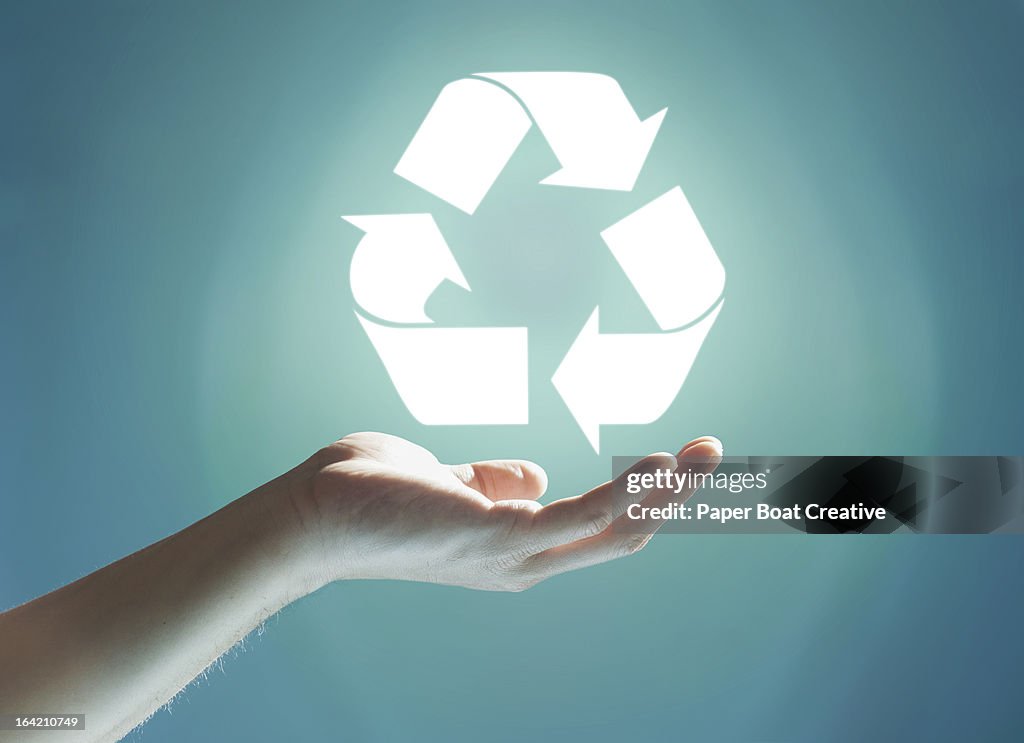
[680,437,723,466]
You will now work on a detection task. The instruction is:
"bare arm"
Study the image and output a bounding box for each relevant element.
[0,432,721,742]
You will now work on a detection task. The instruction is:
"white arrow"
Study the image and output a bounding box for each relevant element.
[601,186,726,331]
[344,213,470,324]
[552,302,723,453]
[394,78,532,214]
[476,72,666,191]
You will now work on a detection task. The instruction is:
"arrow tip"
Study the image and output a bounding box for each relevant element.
[644,107,668,132]
[537,107,667,192]
[581,422,601,454]
[341,215,377,232]
[447,262,471,291]
[626,107,667,189]
[537,167,580,188]
[552,307,603,453]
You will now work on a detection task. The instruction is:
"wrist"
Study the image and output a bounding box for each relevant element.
[242,464,333,598]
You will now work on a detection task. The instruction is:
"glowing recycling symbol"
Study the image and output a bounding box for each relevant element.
[346,72,725,453]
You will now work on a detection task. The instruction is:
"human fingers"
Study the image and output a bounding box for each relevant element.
[450,460,549,502]
[625,438,723,533]
[522,439,723,578]
[525,452,678,552]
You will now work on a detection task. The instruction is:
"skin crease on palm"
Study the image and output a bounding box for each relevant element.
[0,431,722,742]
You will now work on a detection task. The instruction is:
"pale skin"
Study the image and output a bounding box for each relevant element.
[0,431,722,742]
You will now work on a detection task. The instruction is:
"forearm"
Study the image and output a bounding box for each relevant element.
[0,432,721,741]
[0,477,318,742]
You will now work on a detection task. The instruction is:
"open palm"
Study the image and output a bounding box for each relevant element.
[299,432,722,591]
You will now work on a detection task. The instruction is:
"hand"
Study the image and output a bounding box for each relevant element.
[0,430,722,740]
[290,432,723,592]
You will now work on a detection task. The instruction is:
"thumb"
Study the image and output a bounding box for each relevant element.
[451,460,548,502]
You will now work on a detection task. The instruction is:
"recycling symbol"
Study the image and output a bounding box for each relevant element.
[345,72,725,453]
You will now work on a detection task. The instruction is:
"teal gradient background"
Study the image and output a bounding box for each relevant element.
[3,1,1023,740]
